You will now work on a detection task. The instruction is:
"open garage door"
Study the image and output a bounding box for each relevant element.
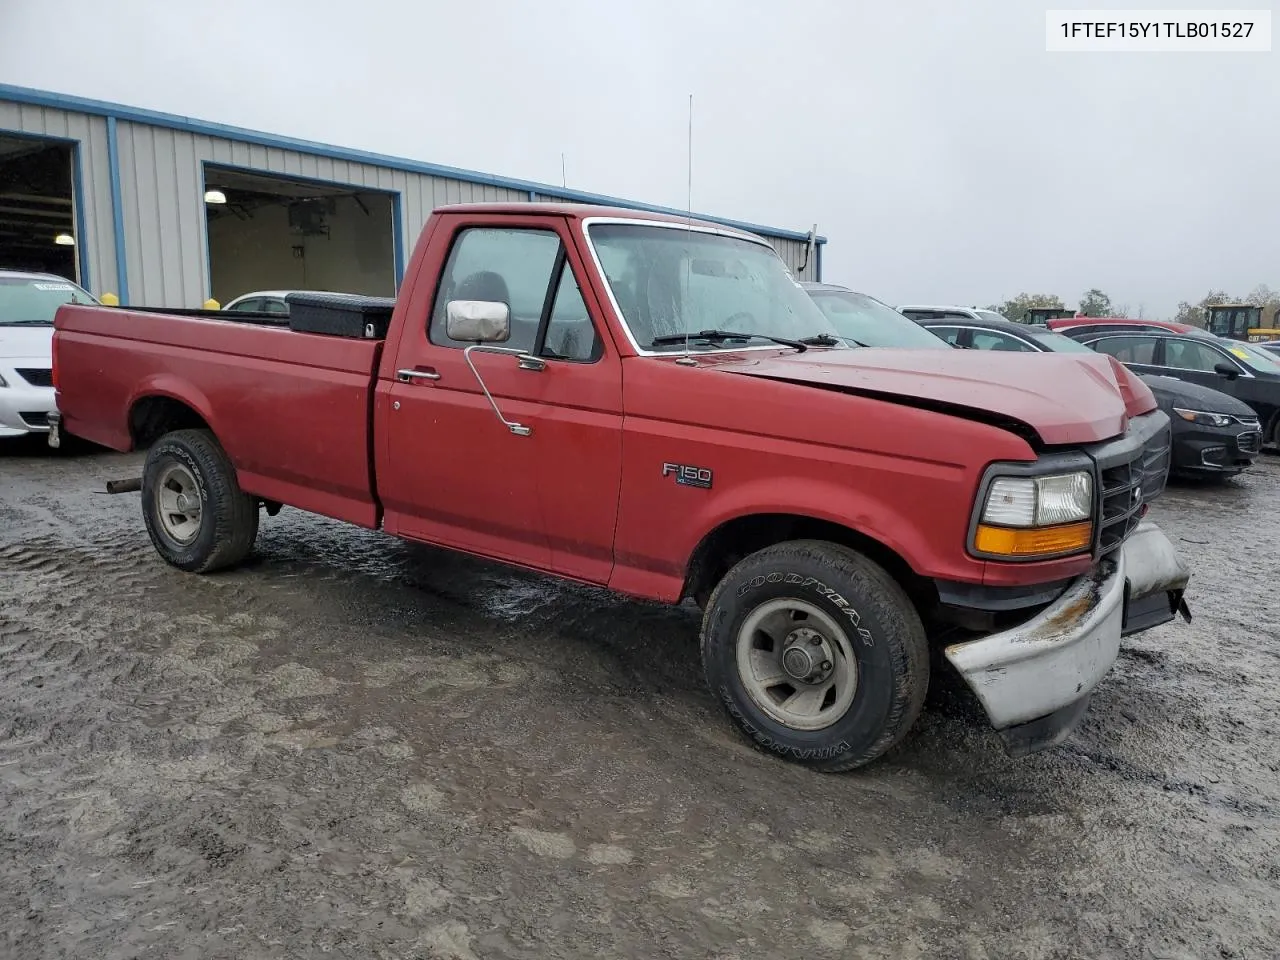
[203,165,395,306]
[0,135,79,281]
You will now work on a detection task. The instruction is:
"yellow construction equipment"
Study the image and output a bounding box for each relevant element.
[1205,303,1280,343]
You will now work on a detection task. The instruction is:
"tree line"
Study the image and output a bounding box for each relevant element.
[985,285,1280,327]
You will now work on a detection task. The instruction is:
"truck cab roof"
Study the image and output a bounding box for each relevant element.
[431,202,771,246]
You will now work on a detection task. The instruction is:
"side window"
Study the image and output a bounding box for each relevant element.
[970,331,1035,352]
[227,297,262,312]
[542,261,602,362]
[263,298,289,315]
[928,325,964,345]
[429,227,561,352]
[1090,336,1157,364]
[1164,339,1231,373]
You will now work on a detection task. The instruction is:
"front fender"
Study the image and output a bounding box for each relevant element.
[679,474,924,574]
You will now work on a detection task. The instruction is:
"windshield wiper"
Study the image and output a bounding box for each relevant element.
[650,329,808,352]
[0,320,53,326]
[799,333,866,348]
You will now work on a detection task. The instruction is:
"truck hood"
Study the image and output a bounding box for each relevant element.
[0,325,53,363]
[712,348,1147,445]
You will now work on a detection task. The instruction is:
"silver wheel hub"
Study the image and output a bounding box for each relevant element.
[734,598,860,732]
[156,463,203,545]
[781,627,835,683]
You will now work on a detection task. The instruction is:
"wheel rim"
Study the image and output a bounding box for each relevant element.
[155,462,203,545]
[735,598,859,732]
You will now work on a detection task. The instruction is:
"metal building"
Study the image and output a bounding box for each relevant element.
[0,84,826,308]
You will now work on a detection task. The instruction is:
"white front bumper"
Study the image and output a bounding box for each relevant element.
[944,521,1189,730]
[0,364,56,436]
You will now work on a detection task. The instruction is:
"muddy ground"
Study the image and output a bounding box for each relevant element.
[1,438,1277,960]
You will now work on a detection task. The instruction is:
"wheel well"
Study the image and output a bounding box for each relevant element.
[129,396,210,449]
[682,513,935,614]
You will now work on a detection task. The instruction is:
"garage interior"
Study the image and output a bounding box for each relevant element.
[0,135,78,280]
[203,165,396,304]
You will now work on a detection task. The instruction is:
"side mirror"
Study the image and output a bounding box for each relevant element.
[446,299,510,343]
[1213,362,1239,380]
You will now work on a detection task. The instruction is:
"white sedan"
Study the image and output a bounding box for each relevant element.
[222,290,299,315]
[0,271,98,438]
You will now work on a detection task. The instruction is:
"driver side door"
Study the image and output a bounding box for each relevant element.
[379,216,624,582]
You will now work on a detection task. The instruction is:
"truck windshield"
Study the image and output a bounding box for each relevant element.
[805,289,953,349]
[586,223,842,352]
[0,276,97,325]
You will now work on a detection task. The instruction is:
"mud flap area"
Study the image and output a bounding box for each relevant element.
[997,694,1093,758]
[1120,520,1193,637]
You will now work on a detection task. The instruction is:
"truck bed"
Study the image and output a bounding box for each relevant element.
[54,305,385,528]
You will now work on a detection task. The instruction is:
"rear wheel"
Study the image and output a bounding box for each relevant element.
[141,428,258,573]
[700,540,929,772]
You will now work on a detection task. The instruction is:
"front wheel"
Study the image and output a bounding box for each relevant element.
[700,540,929,772]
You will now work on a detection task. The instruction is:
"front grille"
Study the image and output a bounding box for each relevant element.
[1091,411,1171,555]
[1098,460,1145,553]
[1237,431,1262,453]
[15,367,53,387]
[19,411,49,428]
[1236,416,1260,430]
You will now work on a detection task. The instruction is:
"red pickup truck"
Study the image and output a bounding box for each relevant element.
[50,202,1191,772]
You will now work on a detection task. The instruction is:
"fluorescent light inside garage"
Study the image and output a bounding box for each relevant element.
[54,232,75,245]
[204,189,227,204]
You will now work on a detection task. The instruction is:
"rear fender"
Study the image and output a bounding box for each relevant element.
[126,374,219,449]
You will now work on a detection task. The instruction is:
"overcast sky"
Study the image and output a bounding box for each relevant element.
[1,0,1276,316]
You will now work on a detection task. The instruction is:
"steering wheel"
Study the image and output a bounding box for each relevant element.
[723,311,757,328]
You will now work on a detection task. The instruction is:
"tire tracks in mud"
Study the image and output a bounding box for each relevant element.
[2,451,1279,958]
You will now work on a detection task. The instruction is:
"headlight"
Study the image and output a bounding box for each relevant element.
[1173,407,1232,427]
[973,470,1094,559]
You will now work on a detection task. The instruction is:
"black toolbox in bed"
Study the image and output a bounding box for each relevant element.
[285,291,396,339]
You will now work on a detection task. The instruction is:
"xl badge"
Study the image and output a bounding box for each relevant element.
[662,462,713,489]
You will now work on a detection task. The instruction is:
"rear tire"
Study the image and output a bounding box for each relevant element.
[700,540,929,772]
[141,428,258,573]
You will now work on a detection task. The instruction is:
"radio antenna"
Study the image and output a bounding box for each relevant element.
[677,93,697,366]
[561,152,567,189]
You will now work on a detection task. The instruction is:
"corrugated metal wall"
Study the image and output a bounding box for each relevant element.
[0,102,117,293]
[116,121,534,306]
[2,98,818,305]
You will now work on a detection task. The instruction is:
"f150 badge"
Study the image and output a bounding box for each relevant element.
[662,462,713,489]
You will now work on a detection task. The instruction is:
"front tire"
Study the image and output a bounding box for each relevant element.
[700,540,929,772]
[141,428,259,573]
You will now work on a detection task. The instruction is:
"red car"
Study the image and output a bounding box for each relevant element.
[50,203,1191,772]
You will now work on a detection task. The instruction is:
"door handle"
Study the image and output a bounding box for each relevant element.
[397,367,441,382]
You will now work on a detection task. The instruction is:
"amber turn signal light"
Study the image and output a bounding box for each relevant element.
[973,521,1093,558]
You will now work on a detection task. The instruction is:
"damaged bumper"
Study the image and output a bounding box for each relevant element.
[945,521,1190,757]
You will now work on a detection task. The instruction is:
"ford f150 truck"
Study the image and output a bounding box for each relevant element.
[50,203,1191,772]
